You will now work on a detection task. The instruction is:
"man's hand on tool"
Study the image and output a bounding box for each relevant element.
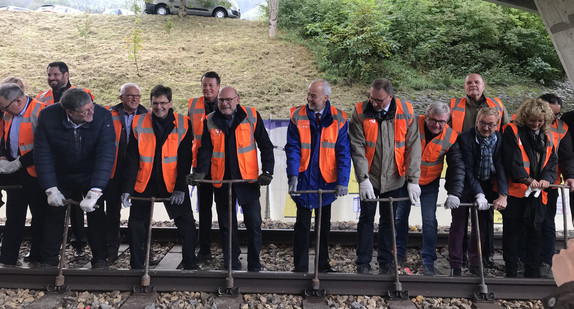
[565,178,574,192]
[335,185,348,197]
[258,172,273,186]
[475,193,490,211]
[359,179,375,200]
[186,172,205,186]
[493,194,507,211]
[443,194,460,209]
[407,182,421,204]
[46,186,66,207]
[120,193,131,208]
[288,176,300,196]
[170,191,185,205]
[0,157,21,174]
[80,190,102,212]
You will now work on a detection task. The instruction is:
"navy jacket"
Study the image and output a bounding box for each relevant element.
[33,103,116,191]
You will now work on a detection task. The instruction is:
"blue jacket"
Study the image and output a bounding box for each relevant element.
[33,103,116,192]
[285,101,351,209]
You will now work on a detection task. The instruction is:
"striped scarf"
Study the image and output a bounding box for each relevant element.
[476,128,496,182]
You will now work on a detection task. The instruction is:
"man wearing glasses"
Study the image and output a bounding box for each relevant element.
[416,102,464,276]
[0,83,48,268]
[33,88,115,269]
[349,78,421,274]
[120,85,198,270]
[103,83,148,264]
[190,86,274,272]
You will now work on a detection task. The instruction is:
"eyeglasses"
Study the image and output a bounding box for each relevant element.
[426,117,448,126]
[478,120,499,129]
[0,97,18,111]
[218,96,237,104]
[151,101,170,106]
[122,94,141,99]
[369,94,390,105]
[75,103,95,115]
[554,112,562,118]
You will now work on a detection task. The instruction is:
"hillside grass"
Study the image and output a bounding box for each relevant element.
[0,11,572,118]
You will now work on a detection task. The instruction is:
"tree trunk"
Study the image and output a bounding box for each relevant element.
[178,0,186,17]
[268,0,279,38]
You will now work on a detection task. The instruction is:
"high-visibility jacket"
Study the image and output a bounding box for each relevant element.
[356,99,414,175]
[206,106,258,188]
[188,96,207,168]
[506,123,553,204]
[450,97,504,134]
[3,98,46,177]
[35,87,94,105]
[417,115,458,185]
[550,119,569,184]
[289,105,347,183]
[132,112,189,193]
[110,109,122,179]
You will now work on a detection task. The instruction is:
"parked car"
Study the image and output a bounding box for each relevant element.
[145,0,240,18]
[103,8,135,15]
[36,4,83,14]
[0,6,31,11]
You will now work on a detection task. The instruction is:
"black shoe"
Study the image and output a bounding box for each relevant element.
[40,263,58,269]
[177,261,199,270]
[197,251,212,262]
[107,253,118,265]
[92,260,108,269]
[423,264,435,276]
[379,264,394,275]
[223,260,242,270]
[356,264,371,274]
[483,256,495,269]
[23,252,30,262]
[450,267,461,276]
[74,247,86,258]
[468,265,482,276]
[319,266,338,273]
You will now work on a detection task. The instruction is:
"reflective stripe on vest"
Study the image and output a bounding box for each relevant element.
[356,99,414,176]
[289,105,347,183]
[506,123,552,203]
[35,87,94,105]
[188,97,206,168]
[417,115,458,185]
[550,119,569,184]
[207,106,258,188]
[2,99,46,177]
[449,97,504,134]
[110,110,122,179]
[132,113,189,193]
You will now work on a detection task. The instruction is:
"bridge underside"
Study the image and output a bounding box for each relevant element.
[486,0,537,12]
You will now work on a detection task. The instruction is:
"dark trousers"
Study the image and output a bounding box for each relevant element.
[215,187,262,271]
[41,187,107,266]
[420,179,439,265]
[540,188,558,265]
[103,177,122,258]
[448,201,493,268]
[196,182,213,254]
[356,185,410,267]
[293,203,332,271]
[69,202,88,250]
[0,170,47,265]
[128,189,197,269]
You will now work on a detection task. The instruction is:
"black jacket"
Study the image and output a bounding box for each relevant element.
[456,127,508,199]
[196,104,274,205]
[442,138,465,198]
[33,103,115,191]
[109,102,148,178]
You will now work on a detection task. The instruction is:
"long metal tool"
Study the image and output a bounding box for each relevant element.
[549,184,571,249]
[51,199,79,292]
[129,196,171,293]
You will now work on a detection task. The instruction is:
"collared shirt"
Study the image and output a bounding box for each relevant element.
[66,114,85,129]
[123,108,139,144]
[9,98,30,159]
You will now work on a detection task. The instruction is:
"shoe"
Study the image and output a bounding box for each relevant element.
[91,260,108,269]
[74,247,86,258]
[319,266,338,273]
[197,251,212,262]
[540,262,553,279]
[450,267,461,276]
[423,264,435,276]
[23,252,30,262]
[28,261,42,268]
[177,261,199,270]
[248,266,261,272]
[397,256,406,267]
[356,264,371,274]
[40,263,58,269]
[223,261,242,270]
[379,264,394,275]
[468,265,482,276]
[483,256,495,269]
[0,262,15,268]
[462,254,468,268]
[107,253,118,264]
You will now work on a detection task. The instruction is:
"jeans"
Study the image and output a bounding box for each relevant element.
[420,178,440,265]
[540,188,558,265]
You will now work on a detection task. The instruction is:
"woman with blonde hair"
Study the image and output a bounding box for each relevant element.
[501,98,557,277]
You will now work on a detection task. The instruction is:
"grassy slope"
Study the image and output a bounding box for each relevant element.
[0,11,572,118]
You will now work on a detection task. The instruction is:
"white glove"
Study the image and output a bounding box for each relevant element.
[359,179,376,200]
[444,194,460,209]
[170,190,185,205]
[0,158,21,174]
[288,176,300,196]
[475,193,489,211]
[407,182,421,204]
[121,193,131,209]
[80,190,101,212]
[46,186,66,207]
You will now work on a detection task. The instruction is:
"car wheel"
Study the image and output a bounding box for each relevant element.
[155,4,169,15]
[213,8,226,18]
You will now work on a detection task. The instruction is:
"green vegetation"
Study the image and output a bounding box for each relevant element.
[274,0,563,88]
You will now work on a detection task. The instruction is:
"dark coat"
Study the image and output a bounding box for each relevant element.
[196,104,275,205]
[442,137,465,198]
[456,127,508,199]
[33,103,116,191]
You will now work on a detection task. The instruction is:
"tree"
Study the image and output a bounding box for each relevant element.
[178,0,186,17]
[269,0,279,38]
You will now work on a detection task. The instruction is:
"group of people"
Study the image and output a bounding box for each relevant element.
[0,62,571,279]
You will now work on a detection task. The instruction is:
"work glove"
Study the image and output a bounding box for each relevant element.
[475,193,489,211]
[186,172,206,186]
[288,176,300,196]
[46,186,66,207]
[335,185,348,197]
[359,179,376,200]
[443,194,460,210]
[258,172,273,186]
[524,187,542,198]
[407,182,421,204]
[170,190,185,205]
[121,193,131,209]
[0,157,21,174]
[80,190,101,213]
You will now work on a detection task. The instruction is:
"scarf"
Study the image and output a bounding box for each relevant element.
[476,128,497,182]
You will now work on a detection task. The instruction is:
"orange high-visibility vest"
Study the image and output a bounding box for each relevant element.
[35,87,94,105]
[356,99,414,175]
[207,106,258,188]
[550,119,569,184]
[289,105,347,183]
[450,97,503,134]
[132,113,189,193]
[109,109,122,179]
[188,96,207,168]
[417,116,458,185]
[505,123,553,204]
[2,98,46,177]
